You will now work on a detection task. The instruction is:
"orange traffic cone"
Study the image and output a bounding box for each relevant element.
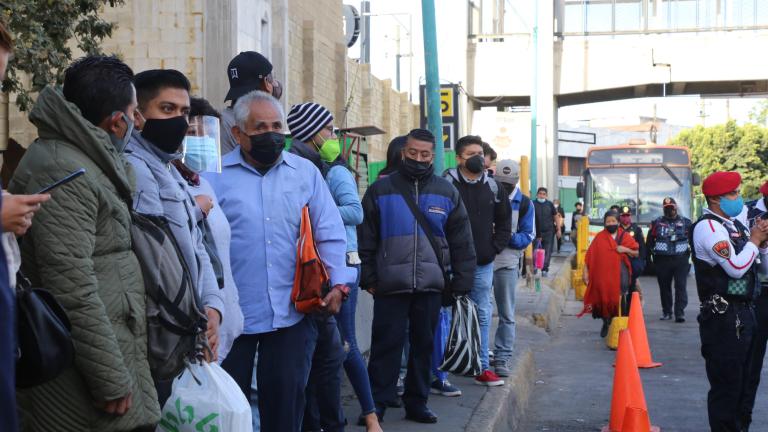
[628,291,662,368]
[601,330,660,432]
[622,406,661,432]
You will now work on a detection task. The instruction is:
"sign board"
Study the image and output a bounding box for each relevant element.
[419,84,460,150]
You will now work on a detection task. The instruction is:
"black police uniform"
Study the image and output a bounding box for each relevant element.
[648,215,693,319]
[691,212,759,432]
[739,199,768,429]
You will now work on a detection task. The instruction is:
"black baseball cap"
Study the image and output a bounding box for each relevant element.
[620,206,633,215]
[662,197,677,207]
[225,51,273,102]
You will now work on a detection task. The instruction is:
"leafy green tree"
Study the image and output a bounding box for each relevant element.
[0,0,124,111]
[749,100,768,126]
[669,120,768,199]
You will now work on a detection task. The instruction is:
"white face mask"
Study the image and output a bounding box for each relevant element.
[182,136,219,173]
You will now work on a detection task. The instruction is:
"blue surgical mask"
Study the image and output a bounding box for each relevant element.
[110,112,133,153]
[719,195,744,218]
[537,198,546,203]
[183,136,219,173]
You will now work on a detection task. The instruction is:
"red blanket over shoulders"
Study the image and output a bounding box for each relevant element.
[579,228,639,319]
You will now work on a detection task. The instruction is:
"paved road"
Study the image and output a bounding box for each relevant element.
[517,274,768,432]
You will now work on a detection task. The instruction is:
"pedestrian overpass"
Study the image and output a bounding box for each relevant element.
[465,0,768,192]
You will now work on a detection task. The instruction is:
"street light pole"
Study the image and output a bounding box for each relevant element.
[421,0,444,173]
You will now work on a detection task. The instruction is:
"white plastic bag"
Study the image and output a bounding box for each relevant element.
[157,361,252,432]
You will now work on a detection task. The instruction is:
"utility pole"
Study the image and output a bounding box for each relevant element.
[530,0,539,194]
[421,0,444,172]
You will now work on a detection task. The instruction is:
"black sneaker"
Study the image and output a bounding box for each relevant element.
[660,314,672,321]
[600,320,609,338]
[675,316,686,323]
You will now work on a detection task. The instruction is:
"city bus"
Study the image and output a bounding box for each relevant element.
[576,142,701,230]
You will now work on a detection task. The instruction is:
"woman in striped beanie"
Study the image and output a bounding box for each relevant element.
[287,103,382,432]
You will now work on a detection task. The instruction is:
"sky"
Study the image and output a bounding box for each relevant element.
[347,0,766,129]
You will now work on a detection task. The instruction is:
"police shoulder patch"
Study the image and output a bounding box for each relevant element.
[712,240,731,259]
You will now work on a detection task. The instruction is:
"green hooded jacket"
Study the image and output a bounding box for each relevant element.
[9,86,160,431]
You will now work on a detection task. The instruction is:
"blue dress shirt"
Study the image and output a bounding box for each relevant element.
[204,147,355,334]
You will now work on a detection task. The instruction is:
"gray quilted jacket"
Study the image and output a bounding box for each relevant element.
[9,86,160,431]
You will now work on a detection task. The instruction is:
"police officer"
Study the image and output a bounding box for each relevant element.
[738,180,768,430]
[647,197,693,322]
[618,206,646,289]
[692,171,768,432]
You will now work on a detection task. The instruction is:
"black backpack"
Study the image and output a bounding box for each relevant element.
[129,211,207,380]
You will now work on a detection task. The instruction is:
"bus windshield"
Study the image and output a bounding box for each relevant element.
[586,167,693,224]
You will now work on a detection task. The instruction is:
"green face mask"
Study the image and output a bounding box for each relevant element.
[318,138,341,163]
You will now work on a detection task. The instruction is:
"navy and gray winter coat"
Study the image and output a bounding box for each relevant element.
[358,170,477,296]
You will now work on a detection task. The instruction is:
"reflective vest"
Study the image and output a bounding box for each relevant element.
[650,216,692,256]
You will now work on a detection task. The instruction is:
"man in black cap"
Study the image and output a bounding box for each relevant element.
[220,51,283,155]
[618,206,646,300]
[647,197,693,322]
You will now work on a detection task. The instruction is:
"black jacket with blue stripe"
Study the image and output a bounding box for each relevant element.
[358,170,477,296]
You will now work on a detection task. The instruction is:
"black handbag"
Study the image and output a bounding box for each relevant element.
[15,272,74,388]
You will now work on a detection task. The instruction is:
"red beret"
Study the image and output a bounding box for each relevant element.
[702,171,741,197]
[760,181,768,196]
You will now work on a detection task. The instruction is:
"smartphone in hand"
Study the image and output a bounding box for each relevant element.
[35,168,86,194]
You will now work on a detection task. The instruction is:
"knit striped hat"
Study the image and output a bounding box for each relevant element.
[287,103,334,143]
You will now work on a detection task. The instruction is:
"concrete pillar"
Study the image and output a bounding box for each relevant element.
[536,0,558,197]
[271,0,290,112]
[203,0,237,107]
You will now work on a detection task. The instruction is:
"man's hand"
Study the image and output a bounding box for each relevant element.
[320,287,344,314]
[205,307,221,362]
[751,222,768,246]
[1,193,50,236]
[95,393,132,416]
[195,194,214,217]
[616,245,631,254]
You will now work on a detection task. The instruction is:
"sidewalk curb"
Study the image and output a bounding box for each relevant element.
[530,253,574,332]
[464,348,535,432]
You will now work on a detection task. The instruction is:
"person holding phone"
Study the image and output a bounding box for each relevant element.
[9,55,162,431]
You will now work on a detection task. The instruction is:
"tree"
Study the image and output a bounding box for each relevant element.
[668,120,768,199]
[748,100,768,126]
[0,0,124,111]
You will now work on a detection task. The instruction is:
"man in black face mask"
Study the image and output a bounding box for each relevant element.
[125,69,225,403]
[646,197,693,322]
[444,135,511,387]
[359,129,476,424]
[204,90,354,432]
[220,51,283,156]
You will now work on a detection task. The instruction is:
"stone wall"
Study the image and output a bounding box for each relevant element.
[4,0,418,163]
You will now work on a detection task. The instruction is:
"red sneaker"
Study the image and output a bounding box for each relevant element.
[474,369,504,386]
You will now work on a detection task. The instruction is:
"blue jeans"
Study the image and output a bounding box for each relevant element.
[469,262,495,371]
[493,266,519,364]
[336,265,376,415]
[431,307,452,382]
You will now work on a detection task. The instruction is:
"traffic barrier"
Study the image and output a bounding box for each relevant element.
[621,406,660,432]
[628,291,662,368]
[601,330,660,432]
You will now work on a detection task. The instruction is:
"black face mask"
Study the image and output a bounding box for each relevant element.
[464,155,485,174]
[663,208,676,219]
[605,224,619,234]
[247,131,285,166]
[501,182,515,196]
[399,157,433,180]
[141,116,189,154]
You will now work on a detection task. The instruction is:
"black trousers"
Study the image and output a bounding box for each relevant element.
[303,315,346,432]
[699,303,756,432]
[539,231,555,272]
[368,292,441,410]
[740,295,768,429]
[654,254,690,318]
[221,317,318,432]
